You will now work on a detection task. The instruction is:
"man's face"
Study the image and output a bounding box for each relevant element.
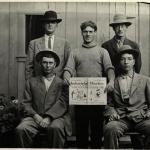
[120,53,135,72]
[82,26,96,44]
[41,57,56,75]
[44,21,58,35]
[113,24,127,38]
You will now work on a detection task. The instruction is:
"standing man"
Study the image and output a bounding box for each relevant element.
[25,10,71,80]
[102,14,142,75]
[16,50,71,148]
[64,21,115,148]
[104,45,150,149]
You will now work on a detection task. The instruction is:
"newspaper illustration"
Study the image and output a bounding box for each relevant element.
[69,77,107,105]
[88,78,107,105]
[69,78,88,105]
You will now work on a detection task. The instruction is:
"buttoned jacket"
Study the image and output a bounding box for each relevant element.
[23,75,72,136]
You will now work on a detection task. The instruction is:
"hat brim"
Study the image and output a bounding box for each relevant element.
[118,49,139,58]
[36,50,60,67]
[41,18,62,23]
[109,22,132,27]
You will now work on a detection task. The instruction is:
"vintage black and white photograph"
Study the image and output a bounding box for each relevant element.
[0,1,149,149]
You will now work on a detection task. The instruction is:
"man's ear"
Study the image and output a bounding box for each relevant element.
[54,61,57,68]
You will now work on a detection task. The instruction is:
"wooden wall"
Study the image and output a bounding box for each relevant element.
[0,2,149,99]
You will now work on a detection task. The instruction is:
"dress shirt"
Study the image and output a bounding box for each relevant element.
[119,72,133,99]
[44,34,54,50]
[43,75,55,91]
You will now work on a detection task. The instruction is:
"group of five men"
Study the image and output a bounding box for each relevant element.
[15,10,150,149]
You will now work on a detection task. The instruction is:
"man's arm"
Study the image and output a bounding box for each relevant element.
[63,50,76,84]
[25,41,35,80]
[104,92,120,122]
[101,48,115,92]
[44,84,69,119]
[134,43,142,73]
[144,78,150,118]
[23,80,43,124]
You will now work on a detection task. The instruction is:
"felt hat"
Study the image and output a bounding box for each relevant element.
[109,14,132,27]
[41,10,62,23]
[36,50,60,67]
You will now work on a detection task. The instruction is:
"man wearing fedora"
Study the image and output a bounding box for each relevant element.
[102,14,142,75]
[25,10,71,80]
[15,50,71,148]
[104,45,150,149]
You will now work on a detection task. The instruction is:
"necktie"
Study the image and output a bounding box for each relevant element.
[117,40,123,49]
[48,36,52,49]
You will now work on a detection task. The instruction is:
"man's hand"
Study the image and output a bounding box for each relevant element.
[63,71,71,85]
[108,113,120,122]
[40,117,51,128]
[145,111,150,118]
[33,114,43,125]
[104,80,114,93]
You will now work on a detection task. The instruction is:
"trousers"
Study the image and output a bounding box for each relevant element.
[15,117,66,148]
[75,105,105,148]
[104,117,150,149]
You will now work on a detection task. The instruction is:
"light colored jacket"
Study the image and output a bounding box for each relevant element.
[104,73,150,123]
[25,36,71,79]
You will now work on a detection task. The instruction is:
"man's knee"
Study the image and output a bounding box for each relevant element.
[104,121,122,136]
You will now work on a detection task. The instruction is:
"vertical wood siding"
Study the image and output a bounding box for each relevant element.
[0,2,149,98]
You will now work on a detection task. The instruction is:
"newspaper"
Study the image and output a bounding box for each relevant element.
[69,77,107,105]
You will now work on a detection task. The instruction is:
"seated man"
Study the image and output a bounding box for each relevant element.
[104,45,150,149]
[15,50,71,148]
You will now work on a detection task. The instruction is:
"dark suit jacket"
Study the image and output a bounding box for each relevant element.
[102,37,142,75]
[25,36,71,79]
[104,73,150,123]
[23,75,72,136]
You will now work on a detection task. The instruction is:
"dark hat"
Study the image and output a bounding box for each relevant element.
[36,50,60,67]
[109,14,132,27]
[41,10,62,23]
[118,45,139,58]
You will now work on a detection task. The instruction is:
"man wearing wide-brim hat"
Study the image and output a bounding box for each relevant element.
[16,50,71,148]
[104,45,150,149]
[25,10,71,80]
[102,14,142,75]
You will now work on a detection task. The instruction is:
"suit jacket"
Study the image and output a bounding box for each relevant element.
[104,73,150,123]
[101,37,142,74]
[23,75,72,136]
[25,36,71,80]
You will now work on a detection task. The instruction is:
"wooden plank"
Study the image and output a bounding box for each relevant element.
[76,2,97,47]
[125,2,137,42]
[109,2,116,40]
[66,2,77,49]
[115,2,126,14]
[139,3,150,76]
[48,2,56,10]
[9,2,18,97]
[17,2,49,14]
[0,3,9,95]
[55,2,66,39]
[97,2,109,45]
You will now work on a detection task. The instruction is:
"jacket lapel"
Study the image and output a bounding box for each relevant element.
[123,38,130,45]
[45,76,59,99]
[130,73,141,96]
[111,37,119,53]
[117,77,124,100]
[37,76,47,94]
[37,36,45,50]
